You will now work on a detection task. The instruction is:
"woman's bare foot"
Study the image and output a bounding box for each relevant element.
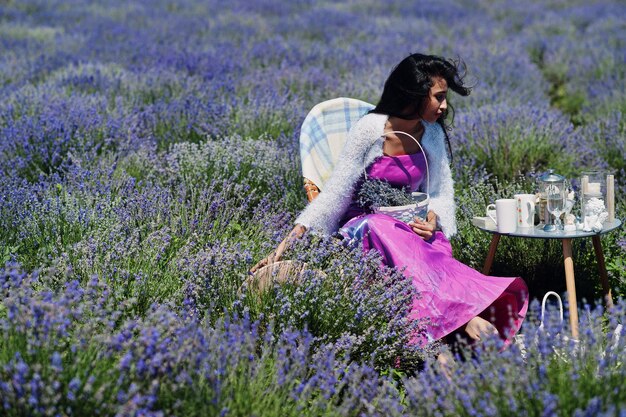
[463,316,498,341]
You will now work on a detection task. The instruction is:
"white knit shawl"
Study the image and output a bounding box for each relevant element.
[295,112,457,238]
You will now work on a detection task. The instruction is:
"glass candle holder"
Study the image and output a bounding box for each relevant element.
[580,171,613,227]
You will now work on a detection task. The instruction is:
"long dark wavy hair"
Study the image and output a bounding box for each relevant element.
[370,53,471,158]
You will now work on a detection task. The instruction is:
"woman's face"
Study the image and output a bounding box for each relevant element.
[420,76,448,123]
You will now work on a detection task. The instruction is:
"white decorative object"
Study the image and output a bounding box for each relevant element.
[607,174,615,222]
[582,197,608,232]
[563,210,577,231]
[587,182,601,195]
[471,216,496,229]
[580,171,611,231]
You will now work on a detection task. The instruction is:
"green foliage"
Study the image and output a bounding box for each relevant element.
[465,126,576,183]
[543,66,587,126]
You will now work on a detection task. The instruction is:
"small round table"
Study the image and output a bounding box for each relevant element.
[474,219,622,339]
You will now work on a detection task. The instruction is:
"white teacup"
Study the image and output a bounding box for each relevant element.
[487,199,517,233]
[515,193,536,229]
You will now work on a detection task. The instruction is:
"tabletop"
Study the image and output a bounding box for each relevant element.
[473,218,622,240]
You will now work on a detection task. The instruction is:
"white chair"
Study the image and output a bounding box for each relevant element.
[299,97,374,201]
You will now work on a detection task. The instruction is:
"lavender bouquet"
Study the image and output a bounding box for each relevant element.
[357,178,413,209]
[357,178,428,222]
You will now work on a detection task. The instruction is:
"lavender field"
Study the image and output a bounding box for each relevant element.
[1,0,625,415]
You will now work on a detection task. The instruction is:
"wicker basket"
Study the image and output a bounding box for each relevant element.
[373,131,430,223]
[246,260,306,293]
[375,192,429,223]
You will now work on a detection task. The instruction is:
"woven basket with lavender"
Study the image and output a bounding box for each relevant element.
[357,178,429,223]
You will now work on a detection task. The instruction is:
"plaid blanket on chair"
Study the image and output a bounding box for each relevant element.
[299,97,374,191]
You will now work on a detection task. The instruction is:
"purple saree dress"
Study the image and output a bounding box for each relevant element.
[339,151,529,346]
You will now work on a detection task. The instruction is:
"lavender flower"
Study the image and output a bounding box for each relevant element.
[357,178,415,210]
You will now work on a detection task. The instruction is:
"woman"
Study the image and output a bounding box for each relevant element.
[251,53,528,349]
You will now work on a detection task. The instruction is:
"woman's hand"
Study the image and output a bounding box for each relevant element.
[250,224,307,274]
[408,210,438,241]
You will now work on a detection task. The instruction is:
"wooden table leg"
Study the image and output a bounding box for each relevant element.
[482,234,501,275]
[562,238,579,339]
[592,235,614,309]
